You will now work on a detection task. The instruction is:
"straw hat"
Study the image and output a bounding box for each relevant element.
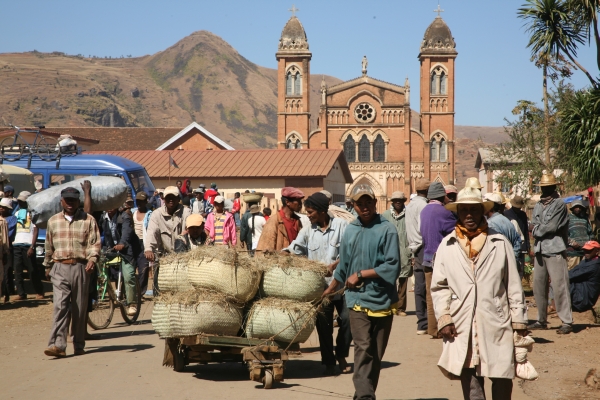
[464,177,483,190]
[510,196,525,208]
[536,174,558,186]
[445,187,494,213]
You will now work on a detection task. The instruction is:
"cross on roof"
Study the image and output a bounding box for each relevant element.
[434,3,444,17]
[289,4,299,16]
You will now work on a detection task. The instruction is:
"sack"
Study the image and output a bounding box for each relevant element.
[28,176,128,228]
[245,299,316,344]
[188,258,261,303]
[157,257,193,293]
[515,361,539,380]
[261,265,326,302]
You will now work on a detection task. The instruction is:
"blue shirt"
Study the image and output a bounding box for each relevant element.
[487,212,522,260]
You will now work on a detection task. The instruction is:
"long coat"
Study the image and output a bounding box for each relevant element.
[431,230,527,379]
[256,211,302,253]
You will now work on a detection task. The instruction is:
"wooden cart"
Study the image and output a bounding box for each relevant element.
[164,335,300,389]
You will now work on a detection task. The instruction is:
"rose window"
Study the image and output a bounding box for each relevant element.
[354,102,376,123]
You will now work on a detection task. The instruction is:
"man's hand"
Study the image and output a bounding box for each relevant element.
[81,180,92,195]
[85,260,95,274]
[27,247,34,258]
[113,244,125,252]
[145,250,155,261]
[325,262,337,278]
[322,286,336,298]
[439,324,458,339]
[346,272,361,289]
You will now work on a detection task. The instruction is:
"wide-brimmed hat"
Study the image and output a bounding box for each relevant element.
[483,192,503,205]
[415,178,431,191]
[390,191,406,201]
[17,191,31,201]
[445,187,494,213]
[250,204,260,213]
[536,174,558,186]
[510,195,525,208]
[464,177,483,190]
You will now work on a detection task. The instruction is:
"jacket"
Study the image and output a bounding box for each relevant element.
[532,198,568,255]
[334,214,400,311]
[406,195,428,255]
[431,230,527,379]
[504,207,529,252]
[101,210,136,265]
[204,211,237,245]
[420,202,457,267]
[487,212,522,260]
[382,208,412,278]
[145,204,191,254]
[569,257,600,312]
[256,210,302,253]
[567,213,593,257]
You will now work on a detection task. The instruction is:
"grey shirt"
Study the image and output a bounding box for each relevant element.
[406,195,428,255]
[532,198,569,255]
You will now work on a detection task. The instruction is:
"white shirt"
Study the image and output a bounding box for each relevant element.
[249,214,267,249]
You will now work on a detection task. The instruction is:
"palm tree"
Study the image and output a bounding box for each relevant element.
[518,0,596,168]
[567,0,600,71]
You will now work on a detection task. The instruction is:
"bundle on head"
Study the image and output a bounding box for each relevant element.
[260,253,327,302]
[157,252,193,293]
[187,246,262,303]
[245,297,316,344]
[152,289,242,338]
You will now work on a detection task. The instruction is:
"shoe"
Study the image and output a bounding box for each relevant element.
[395,311,407,317]
[35,294,44,300]
[73,349,86,356]
[337,357,352,374]
[527,321,548,330]
[556,324,573,334]
[44,346,66,358]
[417,330,427,335]
[127,306,137,316]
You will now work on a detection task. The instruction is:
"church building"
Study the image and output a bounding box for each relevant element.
[276,10,457,209]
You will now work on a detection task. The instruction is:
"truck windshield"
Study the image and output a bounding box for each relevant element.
[128,169,155,195]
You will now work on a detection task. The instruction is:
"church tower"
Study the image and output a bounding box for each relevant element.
[419,9,457,185]
[276,11,312,149]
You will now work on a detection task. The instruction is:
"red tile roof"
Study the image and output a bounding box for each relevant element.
[86,149,353,182]
[39,127,182,150]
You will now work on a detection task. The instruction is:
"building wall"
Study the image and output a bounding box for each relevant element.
[277,56,311,149]
[323,160,349,202]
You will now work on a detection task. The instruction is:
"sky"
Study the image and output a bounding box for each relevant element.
[1,0,598,127]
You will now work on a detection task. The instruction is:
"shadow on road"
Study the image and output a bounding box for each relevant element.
[87,329,156,340]
[0,299,50,309]
[85,344,154,354]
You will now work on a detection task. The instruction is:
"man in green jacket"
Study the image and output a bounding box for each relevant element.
[323,185,400,400]
[382,191,412,316]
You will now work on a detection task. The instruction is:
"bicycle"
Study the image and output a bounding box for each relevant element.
[0,126,59,161]
[87,251,142,330]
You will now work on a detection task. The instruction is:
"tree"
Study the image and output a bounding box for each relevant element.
[567,0,600,70]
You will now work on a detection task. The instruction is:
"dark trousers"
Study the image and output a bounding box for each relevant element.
[152,259,160,297]
[136,239,150,295]
[2,248,15,299]
[424,266,438,336]
[316,295,352,366]
[14,246,44,297]
[460,368,513,400]
[397,277,408,312]
[349,310,393,400]
[413,254,428,331]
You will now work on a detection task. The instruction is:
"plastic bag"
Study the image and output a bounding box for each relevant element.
[28,176,128,228]
[516,361,539,380]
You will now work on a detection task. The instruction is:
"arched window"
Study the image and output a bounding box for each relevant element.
[439,138,447,162]
[440,72,447,95]
[358,135,370,162]
[286,72,292,95]
[295,139,301,149]
[373,134,385,162]
[430,73,437,95]
[286,139,295,149]
[430,140,439,162]
[294,72,301,95]
[343,136,356,163]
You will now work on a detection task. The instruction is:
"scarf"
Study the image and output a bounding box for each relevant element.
[455,219,488,259]
[389,206,406,220]
[540,191,559,206]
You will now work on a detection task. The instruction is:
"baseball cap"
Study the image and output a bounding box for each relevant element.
[163,186,180,198]
[0,198,12,209]
[350,184,375,201]
[61,187,80,199]
[214,195,225,204]
[136,191,148,201]
[390,191,407,200]
[17,191,31,201]
[582,241,600,250]
[199,184,206,188]
[186,214,204,227]
[483,192,503,204]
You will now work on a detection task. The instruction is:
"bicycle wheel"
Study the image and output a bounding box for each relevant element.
[88,268,115,330]
[0,136,25,161]
[118,273,141,324]
[35,135,60,161]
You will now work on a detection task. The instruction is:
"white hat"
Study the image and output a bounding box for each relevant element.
[445,187,494,213]
[483,192,503,205]
[17,191,31,201]
[163,186,180,198]
[214,195,225,204]
[0,198,12,209]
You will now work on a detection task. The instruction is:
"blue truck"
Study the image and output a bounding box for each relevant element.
[3,153,155,264]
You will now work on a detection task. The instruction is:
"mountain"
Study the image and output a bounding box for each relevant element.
[0,31,340,149]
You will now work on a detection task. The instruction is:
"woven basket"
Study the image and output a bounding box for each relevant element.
[152,300,242,338]
[245,300,316,344]
[188,258,261,303]
[261,266,324,302]
[242,192,263,203]
[157,258,193,293]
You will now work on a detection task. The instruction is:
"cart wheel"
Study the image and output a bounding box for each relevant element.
[263,369,274,389]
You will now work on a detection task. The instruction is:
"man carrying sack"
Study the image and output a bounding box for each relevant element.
[43,187,101,358]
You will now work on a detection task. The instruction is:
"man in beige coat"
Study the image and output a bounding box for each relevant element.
[431,187,528,400]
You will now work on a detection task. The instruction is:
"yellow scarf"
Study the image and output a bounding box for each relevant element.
[455,220,488,259]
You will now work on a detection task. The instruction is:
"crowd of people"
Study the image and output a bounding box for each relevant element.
[3,173,600,400]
